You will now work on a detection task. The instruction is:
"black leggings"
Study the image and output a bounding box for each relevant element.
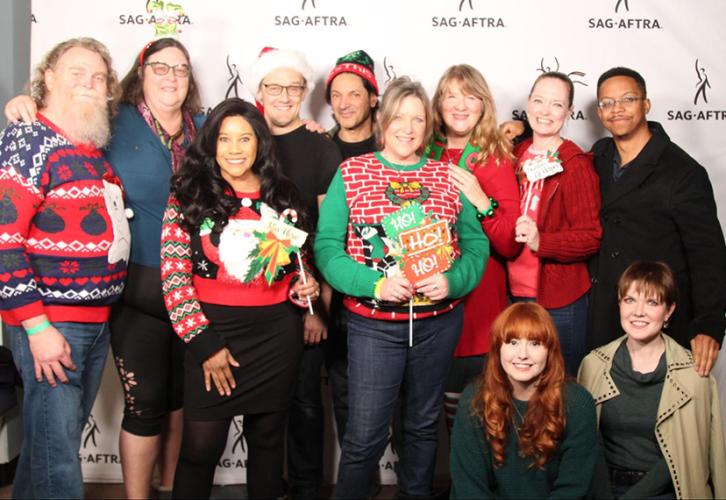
[110,263,184,436]
[172,411,287,499]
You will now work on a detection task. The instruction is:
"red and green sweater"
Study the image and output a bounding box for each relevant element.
[161,192,308,362]
[314,152,489,320]
[0,115,127,325]
[428,136,521,356]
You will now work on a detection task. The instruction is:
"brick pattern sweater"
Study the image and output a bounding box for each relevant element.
[0,115,127,325]
[315,152,488,320]
[513,139,602,309]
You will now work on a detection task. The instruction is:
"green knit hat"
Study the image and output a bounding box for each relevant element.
[325,49,379,95]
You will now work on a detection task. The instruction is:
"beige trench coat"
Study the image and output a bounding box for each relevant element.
[578,334,726,499]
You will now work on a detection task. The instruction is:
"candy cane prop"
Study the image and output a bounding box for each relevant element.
[283,209,315,316]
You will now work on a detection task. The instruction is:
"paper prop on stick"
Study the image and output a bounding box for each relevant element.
[398,221,452,283]
[523,150,564,182]
[246,204,308,285]
[381,204,454,285]
[522,150,563,216]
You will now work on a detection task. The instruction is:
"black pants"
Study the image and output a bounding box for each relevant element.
[287,306,349,498]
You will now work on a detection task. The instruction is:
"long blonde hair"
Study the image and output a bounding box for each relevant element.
[432,64,512,165]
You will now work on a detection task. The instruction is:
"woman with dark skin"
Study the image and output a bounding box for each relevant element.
[161,98,319,499]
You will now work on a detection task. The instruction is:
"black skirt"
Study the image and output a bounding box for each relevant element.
[183,301,304,420]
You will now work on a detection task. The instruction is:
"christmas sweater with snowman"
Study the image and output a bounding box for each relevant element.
[161,192,309,362]
[0,115,128,326]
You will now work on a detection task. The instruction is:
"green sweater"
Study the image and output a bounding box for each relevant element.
[315,153,488,300]
[450,382,598,499]
[599,343,671,499]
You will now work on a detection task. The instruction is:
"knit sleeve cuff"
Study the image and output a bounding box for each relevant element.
[8,301,46,323]
[186,326,227,365]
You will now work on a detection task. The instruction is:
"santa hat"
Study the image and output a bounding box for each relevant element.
[248,47,315,98]
[325,49,379,96]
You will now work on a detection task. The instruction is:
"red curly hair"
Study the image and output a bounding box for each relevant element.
[471,303,566,468]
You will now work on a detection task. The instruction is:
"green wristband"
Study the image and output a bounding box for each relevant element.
[25,320,51,336]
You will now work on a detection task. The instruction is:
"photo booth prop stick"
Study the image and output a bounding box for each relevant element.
[382,204,454,346]
[397,221,452,283]
[253,206,312,313]
[383,205,453,284]
[522,150,563,216]
[296,253,314,315]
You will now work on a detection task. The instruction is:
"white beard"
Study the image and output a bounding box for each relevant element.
[64,97,111,148]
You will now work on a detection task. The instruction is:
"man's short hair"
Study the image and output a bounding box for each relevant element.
[597,67,647,97]
[30,37,120,114]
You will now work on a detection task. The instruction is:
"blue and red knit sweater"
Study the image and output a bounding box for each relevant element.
[0,115,127,325]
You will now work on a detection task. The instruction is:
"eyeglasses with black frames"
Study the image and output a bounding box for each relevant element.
[144,61,191,78]
[262,83,305,97]
[597,95,644,111]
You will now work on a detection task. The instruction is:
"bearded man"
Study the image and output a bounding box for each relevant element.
[0,37,129,499]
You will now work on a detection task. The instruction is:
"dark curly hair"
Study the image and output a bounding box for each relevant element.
[170,98,310,235]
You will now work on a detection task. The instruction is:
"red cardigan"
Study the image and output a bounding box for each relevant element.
[513,139,602,309]
[457,154,521,357]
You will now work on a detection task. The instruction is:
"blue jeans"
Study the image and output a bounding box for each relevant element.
[335,306,463,498]
[513,294,588,376]
[548,294,588,376]
[8,322,110,499]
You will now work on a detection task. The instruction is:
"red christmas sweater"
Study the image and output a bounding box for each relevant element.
[161,192,309,361]
[0,115,128,325]
[429,146,520,357]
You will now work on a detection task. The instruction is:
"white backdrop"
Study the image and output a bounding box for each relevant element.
[27,0,726,485]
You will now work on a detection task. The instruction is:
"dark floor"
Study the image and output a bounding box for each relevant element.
[0,482,450,499]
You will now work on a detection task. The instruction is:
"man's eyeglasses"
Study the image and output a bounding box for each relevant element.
[597,95,644,111]
[262,83,305,97]
[144,61,191,78]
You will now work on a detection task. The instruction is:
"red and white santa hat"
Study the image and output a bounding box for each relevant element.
[248,47,315,98]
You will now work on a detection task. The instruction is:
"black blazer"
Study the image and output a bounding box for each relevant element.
[588,122,726,350]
